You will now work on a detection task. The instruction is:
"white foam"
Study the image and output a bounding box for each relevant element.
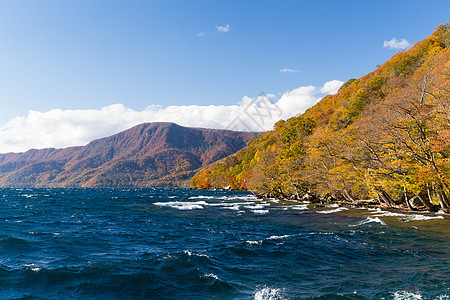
[222,205,241,211]
[370,210,405,217]
[353,217,387,226]
[153,201,207,210]
[203,273,219,280]
[24,264,41,272]
[254,287,283,300]
[244,204,270,209]
[317,207,348,214]
[371,210,445,222]
[188,196,215,200]
[252,210,269,214]
[268,235,291,240]
[227,195,257,201]
[182,250,209,258]
[407,215,444,221]
[393,291,422,300]
[290,204,308,210]
[206,202,248,207]
[246,240,262,245]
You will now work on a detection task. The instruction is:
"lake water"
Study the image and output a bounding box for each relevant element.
[0,187,448,299]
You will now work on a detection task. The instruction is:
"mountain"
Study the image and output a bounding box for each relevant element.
[191,22,450,211]
[0,122,261,187]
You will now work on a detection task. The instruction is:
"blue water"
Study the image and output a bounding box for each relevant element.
[0,188,448,299]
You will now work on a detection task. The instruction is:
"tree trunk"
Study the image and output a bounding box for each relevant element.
[418,193,435,210]
[426,183,434,206]
[437,192,449,209]
[376,188,395,207]
[404,187,414,210]
[342,189,355,203]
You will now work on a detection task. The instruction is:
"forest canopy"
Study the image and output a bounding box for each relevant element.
[191,22,450,211]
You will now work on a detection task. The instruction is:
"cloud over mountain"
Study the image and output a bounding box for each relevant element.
[0,80,343,153]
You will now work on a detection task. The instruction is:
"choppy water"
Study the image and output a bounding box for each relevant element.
[0,187,448,299]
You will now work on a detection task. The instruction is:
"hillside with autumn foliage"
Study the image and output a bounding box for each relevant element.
[191,22,450,211]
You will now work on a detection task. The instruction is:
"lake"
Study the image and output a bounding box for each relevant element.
[0,187,448,299]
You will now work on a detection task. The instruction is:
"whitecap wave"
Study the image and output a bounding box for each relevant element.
[290,204,308,210]
[393,291,422,300]
[370,210,445,222]
[183,250,209,258]
[188,196,215,200]
[254,287,283,300]
[222,205,241,210]
[317,207,348,214]
[202,273,219,280]
[353,217,387,226]
[246,240,262,245]
[406,215,444,221]
[244,204,270,210]
[153,201,207,210]
[252,210,269,214]
[267,235,291,240]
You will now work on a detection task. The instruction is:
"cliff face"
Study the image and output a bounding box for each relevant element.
[191,22,450,211]
[0,122,261,187]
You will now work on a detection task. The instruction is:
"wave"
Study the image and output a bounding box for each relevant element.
[201,273,219,280]
[393,290,423,300]
[369,210,445,222]
[153,201,208,210]
[0,237,36,252]
[253,287,284,300]
[267,235,292,240]
[188,195,215,200]
[290,204,309,210]
[245,240,262,245]
[317,207,349,214]
[244,204,270,209]
[352,217,387,226]
[251,209,269,214]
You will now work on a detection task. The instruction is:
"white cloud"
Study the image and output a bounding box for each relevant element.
[197,30,205,37]
[383,38,411,49]
[320,80,344,95]
[0,80,342,153]
[279,68,298,73]
[216,24,230,33]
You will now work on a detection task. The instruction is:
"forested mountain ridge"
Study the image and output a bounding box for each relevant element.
[0,122,260,187]
[191,22,450,211]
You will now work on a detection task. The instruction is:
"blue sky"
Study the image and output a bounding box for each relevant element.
[0,0,449,153]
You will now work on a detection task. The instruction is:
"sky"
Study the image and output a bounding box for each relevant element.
[0,0,449,153]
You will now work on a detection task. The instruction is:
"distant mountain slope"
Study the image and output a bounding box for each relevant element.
[0,122,261,187]
[191,22,450,211]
